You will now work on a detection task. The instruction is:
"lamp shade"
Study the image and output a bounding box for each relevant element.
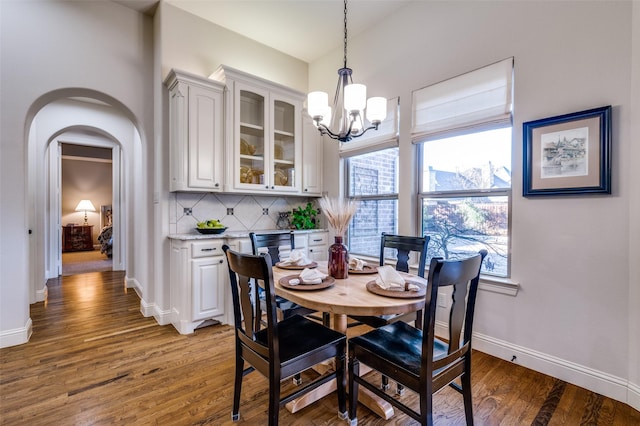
[366,97,387,123]
[75,199,96,212]
[344,83,366,112]
[307,91,329,118]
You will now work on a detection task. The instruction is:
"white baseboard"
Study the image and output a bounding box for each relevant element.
[435,321,638,408]
[628,381,640,411]
[0,318,32,348]
[127,276,171,326]
[471,330,632,406]
[34,284,47,303]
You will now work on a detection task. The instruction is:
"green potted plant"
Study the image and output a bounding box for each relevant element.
[290,202,317,230]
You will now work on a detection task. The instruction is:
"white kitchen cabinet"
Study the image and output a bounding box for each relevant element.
[292,230,328,262]
[302,113,323,196]
[307,231,328,262]
[170,239,227,334]
[165,69,225,192]
[211,66,304,194]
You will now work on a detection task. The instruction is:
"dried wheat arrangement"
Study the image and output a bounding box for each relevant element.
[318,195,359,237]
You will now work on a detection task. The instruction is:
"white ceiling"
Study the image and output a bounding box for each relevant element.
[115,0,411,63]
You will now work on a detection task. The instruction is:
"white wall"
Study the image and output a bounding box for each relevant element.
[311,0,638,407]
[0,0,154,346]
[160,3,308,92]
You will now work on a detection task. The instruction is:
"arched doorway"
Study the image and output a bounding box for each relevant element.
[26,91,146,305]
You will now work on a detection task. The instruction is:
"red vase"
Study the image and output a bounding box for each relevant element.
[328,236,348,279]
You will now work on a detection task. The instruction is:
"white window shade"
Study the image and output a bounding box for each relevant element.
[411,58,513,143]
[340,97,399,157]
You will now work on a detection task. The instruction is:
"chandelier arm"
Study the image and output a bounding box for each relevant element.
[354,123,381,138]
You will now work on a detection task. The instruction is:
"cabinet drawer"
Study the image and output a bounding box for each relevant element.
[308,233,328,246]
[191,240,224,258]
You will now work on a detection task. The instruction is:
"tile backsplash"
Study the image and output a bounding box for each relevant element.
[169,192,321,234]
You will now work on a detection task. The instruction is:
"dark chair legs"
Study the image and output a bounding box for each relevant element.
[231,351,243,422]
[348,356,360,425]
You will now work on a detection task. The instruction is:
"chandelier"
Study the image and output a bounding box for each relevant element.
[307,0,387,143]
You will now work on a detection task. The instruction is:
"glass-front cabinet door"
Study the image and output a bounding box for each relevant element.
[234,81,301,193]
[237,85,268,189]
[271,95,300,191]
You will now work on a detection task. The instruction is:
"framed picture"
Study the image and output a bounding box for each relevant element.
[100,205,112,229]
[523,105,611,196]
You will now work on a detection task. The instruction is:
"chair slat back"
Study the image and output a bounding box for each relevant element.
[423,250,487,373]
[250,232,294,266]
[380,233,430,277]
[223,245,280,361]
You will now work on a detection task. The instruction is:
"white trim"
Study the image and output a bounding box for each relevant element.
[61,155,112,163]
[0,319,32,348]
[628,381,640,411]
[473,331,632,405]
[479,276,519,296]
[34,283,47,303]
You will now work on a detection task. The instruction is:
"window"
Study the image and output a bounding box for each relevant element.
[412,58,513,277]
[419,128,511,276]
[345,147,399,257]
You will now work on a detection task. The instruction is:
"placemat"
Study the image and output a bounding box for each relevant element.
[348,265,378,275]
[366,280,426,298]
[275,261,318,270]
[279,275,335,291]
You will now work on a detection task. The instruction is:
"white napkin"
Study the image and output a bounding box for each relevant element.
[375,265,419,292]
[278,249,310,266]
[349,256,367,271]
[300,267,327,284]
[286,268,328,285]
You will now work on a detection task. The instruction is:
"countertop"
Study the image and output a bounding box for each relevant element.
[168,229,328,241]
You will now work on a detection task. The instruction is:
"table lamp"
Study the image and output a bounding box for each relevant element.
[75,199,96,225]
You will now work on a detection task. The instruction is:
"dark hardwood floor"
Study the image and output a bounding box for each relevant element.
[1,271,638,425]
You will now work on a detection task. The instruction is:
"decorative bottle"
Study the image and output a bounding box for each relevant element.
[328,236,349,279]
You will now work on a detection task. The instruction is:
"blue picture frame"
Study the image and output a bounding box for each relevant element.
[523,106,611,197]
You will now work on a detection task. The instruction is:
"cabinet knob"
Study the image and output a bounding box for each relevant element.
[215,183,219,187]
[219,259,224,264]
[271,186,275,189]
[304,188,308,192]
[265,185,269,189]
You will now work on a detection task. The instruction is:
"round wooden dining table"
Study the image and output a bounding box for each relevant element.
[272,261,428,419]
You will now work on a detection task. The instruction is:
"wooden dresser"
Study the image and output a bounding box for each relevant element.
[62,225,94,252]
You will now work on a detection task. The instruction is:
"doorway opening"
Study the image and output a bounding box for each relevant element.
[59,142,114,276]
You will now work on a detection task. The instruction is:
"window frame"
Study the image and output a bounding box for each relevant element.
[344,146,400,258]
[416,127,513,278]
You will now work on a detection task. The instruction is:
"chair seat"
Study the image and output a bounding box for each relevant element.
[255,315,345,365]
[349,321,448,377]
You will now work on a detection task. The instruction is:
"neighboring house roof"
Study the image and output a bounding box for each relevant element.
[430,166,511,191]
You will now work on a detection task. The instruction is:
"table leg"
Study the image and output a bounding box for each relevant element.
[285,314,395,420]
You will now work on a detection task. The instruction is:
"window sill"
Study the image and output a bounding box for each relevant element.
[479,275,519,296]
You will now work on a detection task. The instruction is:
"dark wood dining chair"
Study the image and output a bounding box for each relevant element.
[222,245,348,425]
[349,233,430,331]
[347,250,487,426]
[249,232,318,324]
[347,233,431,394]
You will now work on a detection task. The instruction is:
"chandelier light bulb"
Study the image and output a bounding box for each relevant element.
[344,83,366,112]
[308,91,329,119]
[366,97,387,124]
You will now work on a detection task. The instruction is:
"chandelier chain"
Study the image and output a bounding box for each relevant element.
[343,0,348,68]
